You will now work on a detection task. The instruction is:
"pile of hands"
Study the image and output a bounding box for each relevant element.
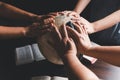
[26,11,94,58]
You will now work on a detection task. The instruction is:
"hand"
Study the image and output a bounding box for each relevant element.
[50,24,77,58]
[36,15,55,26]
[79,17,95,34]
[24,22,52,38]
[58,10,80,18]
[32,13,57,28]
[66,21,92,54]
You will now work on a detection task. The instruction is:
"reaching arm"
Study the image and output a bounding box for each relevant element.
[63,54,99,80]
[67,22,120,67]
[0,11,56,39]
[0,26,26,39]
[73,0,91,14]
[92,9,120,33]
[0,1,40,22]
[79,9,120,34]
[51,25,99,80]
[84,46,120,66]
[0,22,52,39]
[86,46,120,67]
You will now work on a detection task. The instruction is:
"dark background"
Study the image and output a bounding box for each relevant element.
[0,0,120,80]
[0,0,80,80]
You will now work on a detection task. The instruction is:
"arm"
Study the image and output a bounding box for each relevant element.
[63,54,99,80]
[64,0,91,19]
[86,46,120,67]
[0,26,26,39]
[0,22,51,39]
[51,25,99,80]
[73,0,91,14]
[92,9,120,33]
[0,1,39,22]
[80,9,120,34]
[0,11,55,39]
[67,22,120,67]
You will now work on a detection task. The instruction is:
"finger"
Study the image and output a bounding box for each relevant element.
[69,38,76,48]
[76,20,87,34]
[38,24,50,30]
[51,24,62,41]
[32,22,40,27]
[72,22,83,33]
[48,12,59,16]
[71,18,81,22]
[77,22,87,35]
[66,26,80,40]
[44,18,55,25]
[58,12,65,15]
[60,25,69,39]
[82,25,88,34]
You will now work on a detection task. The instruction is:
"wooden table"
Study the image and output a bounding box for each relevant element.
[17,59,120,80]
[88,60,120,80]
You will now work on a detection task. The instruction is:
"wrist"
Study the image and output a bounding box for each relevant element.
[84,45,98,56]
[31,15,42,23]
[15,27,28,38]
[62,53,78,64]
[62,53,77,60]
[78,45,93,55]
[91,22,98,33]
[89,23,96,34]
[22,27,29,37]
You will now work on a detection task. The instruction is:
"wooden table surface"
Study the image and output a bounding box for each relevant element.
[88,60,120,80]
[17,59,120,80]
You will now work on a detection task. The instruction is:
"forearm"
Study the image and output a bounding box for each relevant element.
[0,1,38,22]
[73,0,91,14]
[0,26,26,39]
[86,46,120,66]
[92,9,120,33]
[62,54,99,80]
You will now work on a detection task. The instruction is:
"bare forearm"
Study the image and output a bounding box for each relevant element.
[63,54,99,80]
[0,1,38,22]
[92,9,120,33]
[73,0,91,14]
[86,46,120,66]
[0,26,26,39]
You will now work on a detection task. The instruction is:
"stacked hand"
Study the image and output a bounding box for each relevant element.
[60,11,95,34]
[50,24,77,58]
[50,23,92,58]
[25,10,81,38]
[67,21,92,54]
[24,13,56,38]
[25,10,93,56]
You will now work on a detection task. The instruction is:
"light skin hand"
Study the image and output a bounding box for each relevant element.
[73,0,91,14]
[81,17,94,33]
[60,24,77,56]
[60,11,80,17]
[50,24,77,57]
[35,14,55,26]
[25,22,54,38]
[50,24,99,80]
[57,14,95,34]
[78,17,95,34]
[67,21,92,54]
[25,13,57,38]
[79,10,120,34]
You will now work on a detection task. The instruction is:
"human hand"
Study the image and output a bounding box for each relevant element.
[66,21,92,54]
[24,22,53,38]
[79,17,95,34]
[25,13,57,38]
[50,24,77,58]
[58,10,80,18]
[35,15,55,26]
